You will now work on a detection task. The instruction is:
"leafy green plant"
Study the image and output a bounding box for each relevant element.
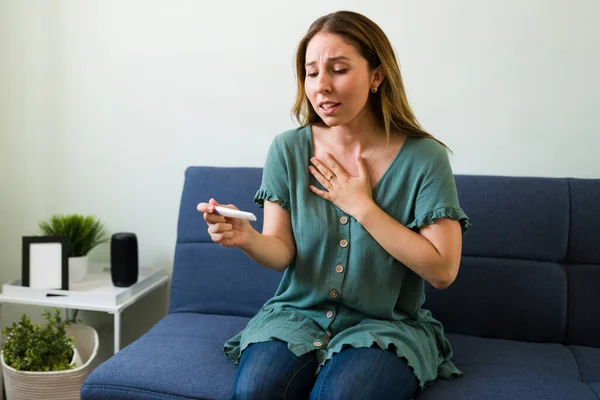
[1,309,77,372]
[38,214,109,257]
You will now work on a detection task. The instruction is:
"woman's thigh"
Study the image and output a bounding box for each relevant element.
[309,347,418,400]
[233,340,318,400]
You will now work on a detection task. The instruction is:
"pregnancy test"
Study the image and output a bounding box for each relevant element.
[213,206,257,221]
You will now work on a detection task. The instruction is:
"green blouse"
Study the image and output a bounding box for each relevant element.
[224,125,471,389]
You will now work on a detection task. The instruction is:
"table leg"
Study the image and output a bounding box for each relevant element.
[114,312,121,354]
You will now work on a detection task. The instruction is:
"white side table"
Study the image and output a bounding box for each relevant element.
[0,266,169,355]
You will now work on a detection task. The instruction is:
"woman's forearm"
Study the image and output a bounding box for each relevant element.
[355,202,458,289]
[240,229,295,272]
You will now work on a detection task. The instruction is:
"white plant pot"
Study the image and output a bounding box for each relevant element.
[68,256,88,283]
[1,324,99,400]
[70,346,83,368]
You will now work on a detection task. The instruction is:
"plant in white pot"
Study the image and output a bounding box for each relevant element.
[2,309,79,372]
[1,309,99,400]
[39,214,109,283]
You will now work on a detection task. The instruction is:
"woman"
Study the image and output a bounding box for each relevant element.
[197,10,470,400]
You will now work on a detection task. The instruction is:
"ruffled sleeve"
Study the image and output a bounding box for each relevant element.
[253,135,291,212]
[406,142,471,234]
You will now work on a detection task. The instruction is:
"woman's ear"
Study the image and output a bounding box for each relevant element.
[371,65,385,89]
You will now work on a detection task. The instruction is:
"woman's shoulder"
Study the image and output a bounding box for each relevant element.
[264,126,310,170]
[392,135,450,179]
[272,125,310,148]
[405,135,448,160]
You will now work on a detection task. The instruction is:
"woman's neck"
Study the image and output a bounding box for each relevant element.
[318,112,386,155]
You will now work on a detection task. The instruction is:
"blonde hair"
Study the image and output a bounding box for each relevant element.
[293,11,449,150]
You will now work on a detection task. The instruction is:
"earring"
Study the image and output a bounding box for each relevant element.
[371,87,378,93]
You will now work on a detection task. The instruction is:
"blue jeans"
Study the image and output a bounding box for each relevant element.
[232,340,418,400]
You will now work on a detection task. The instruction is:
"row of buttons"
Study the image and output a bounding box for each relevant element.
[313,330,333,347]
[317,213,349,348]
[329,263,344,299]
[340,216,349,247]
[316,310,335,346]
[333,216,348,297]
[329,215,348,305]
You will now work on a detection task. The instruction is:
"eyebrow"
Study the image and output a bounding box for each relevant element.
[305,56,351,67]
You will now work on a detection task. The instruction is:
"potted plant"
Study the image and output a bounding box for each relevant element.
[38,214,109,283]
[1,309,99,400]
[2,309,80,372]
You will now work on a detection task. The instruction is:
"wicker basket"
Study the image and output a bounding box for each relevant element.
[1,324,99,400]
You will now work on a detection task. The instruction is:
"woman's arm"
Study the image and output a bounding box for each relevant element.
[240,201,296,272]
[198,199,295,272]
[356,205,462,289]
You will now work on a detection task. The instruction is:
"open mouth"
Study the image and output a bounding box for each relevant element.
[320,102,340,115]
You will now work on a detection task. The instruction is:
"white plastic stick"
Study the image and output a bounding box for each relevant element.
[213,206,257,221]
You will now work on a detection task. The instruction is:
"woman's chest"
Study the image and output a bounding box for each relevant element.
[311,137,405,188]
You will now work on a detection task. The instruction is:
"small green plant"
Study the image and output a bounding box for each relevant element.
[1,309,77,372]
[38,214,109,257]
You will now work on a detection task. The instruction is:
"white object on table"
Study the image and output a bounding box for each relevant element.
[0,266,169,355]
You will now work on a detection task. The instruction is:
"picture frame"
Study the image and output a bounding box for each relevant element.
[22,236,69,290]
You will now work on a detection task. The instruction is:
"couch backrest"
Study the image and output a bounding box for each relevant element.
[424,175,600,347]
[170,167,600,347]
[169,167,282,317]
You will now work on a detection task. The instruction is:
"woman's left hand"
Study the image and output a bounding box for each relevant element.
[309,153,375,218]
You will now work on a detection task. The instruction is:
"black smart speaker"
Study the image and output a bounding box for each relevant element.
[110,233,138,287]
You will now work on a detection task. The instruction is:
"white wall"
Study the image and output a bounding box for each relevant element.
[0,1,60,333]
[1,0,599,362]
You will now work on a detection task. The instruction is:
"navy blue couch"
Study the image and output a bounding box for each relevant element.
[81,167,600,400]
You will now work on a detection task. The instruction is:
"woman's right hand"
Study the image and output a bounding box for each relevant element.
[196,198,255,248]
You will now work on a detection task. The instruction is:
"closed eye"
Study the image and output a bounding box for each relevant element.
[307,69,347,78]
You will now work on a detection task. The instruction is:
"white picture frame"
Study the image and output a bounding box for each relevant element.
[22,236,69,290]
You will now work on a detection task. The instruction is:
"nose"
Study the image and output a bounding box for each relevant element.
[315,73,332,94]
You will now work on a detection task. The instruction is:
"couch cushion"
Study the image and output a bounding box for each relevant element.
[81,313,246,400]
[565,264,600,347]
[81,317,599,400]
[446,333,580,379]
[455,175,569,262]
[424,256,567,343]
[169,243,282,316]
[590,383,600,398]
[418,334,597,400]
[567,178,600,264]
[568,345,600,392]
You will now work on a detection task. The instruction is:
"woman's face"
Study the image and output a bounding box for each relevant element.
[304,32,381,128]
